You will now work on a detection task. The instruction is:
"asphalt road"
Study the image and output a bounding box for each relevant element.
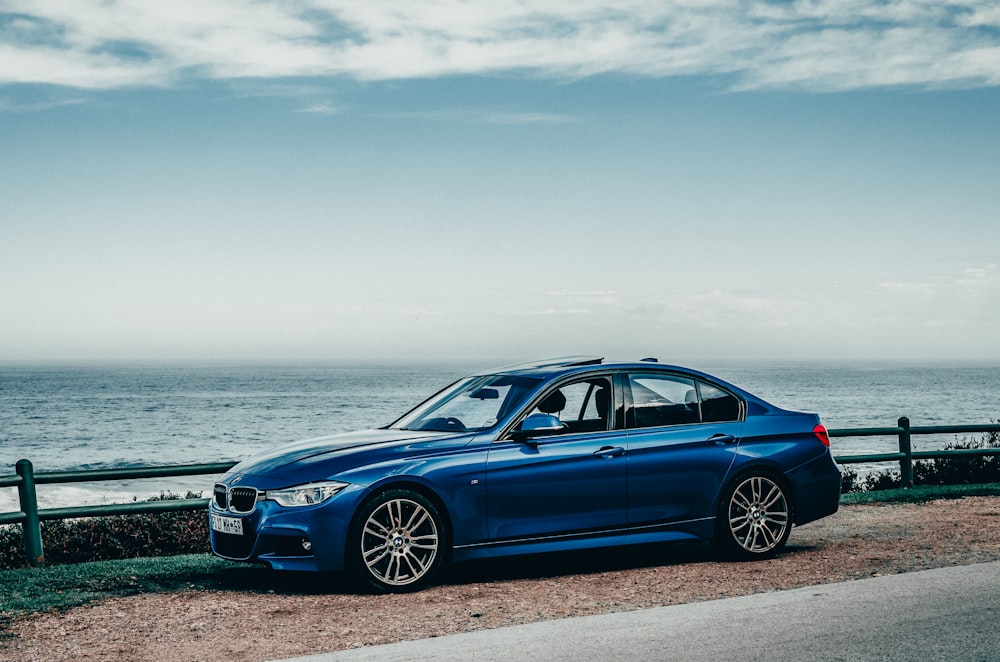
[277,561,1000,662]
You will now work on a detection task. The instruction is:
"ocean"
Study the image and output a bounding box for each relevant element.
[2,360,998,512]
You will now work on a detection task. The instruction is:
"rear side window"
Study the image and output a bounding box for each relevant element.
[626,374,743,428]
[627,374,699,428]
[698,381,742,422]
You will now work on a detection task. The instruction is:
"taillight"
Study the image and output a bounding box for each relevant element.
[813,424,830,447]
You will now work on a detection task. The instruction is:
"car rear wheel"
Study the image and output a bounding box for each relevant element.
[349,488,446,593]
[716,474,791,559]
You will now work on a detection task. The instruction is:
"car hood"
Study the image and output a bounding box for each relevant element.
[224,428,472,483]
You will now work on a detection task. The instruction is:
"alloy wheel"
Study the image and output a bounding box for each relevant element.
[727,475,789,554]
[360,496,440,587]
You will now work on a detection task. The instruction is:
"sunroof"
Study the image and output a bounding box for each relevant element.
[486,356,604,372]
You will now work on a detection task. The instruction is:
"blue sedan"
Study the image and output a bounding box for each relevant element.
[210,357,840,592]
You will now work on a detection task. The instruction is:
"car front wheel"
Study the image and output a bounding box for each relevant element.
[716,474,792,559]
[349,488,446,592]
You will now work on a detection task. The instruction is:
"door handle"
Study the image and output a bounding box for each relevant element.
[594,446,625,459]
[709,434,736,445]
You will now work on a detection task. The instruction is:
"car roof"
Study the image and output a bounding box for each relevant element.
[474,356,763,403]
[478,356,604,374]
[478,356,690,379]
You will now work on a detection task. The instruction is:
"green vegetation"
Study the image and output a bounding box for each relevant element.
[1,554,236,618]
[0,492,209,570]
[840,482,1000,504]
[0,553,344,635]
[840,427,1000,493]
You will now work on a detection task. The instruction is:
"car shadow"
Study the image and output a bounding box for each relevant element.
[442,541,716,585]
[442,538,819,587]
[197,563,354,595]
[199,540,819,597]
[198,543,714,596]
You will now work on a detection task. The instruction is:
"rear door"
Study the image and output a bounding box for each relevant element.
[624,372,743,526]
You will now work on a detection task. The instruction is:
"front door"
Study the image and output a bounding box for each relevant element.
[485,376,627,540]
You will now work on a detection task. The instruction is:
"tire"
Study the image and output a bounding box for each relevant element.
[348,488,447,593]
[715,473,792,559]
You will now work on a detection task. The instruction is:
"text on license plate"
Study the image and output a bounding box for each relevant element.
[211,513,244,536]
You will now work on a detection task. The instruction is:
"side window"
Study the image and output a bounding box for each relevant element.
[527,377,612,434]
[627,374,699,428]
[698,381,742,422]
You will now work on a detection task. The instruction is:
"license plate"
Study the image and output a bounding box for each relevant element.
[211,513,244,536]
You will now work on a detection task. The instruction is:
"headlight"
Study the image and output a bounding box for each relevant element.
[265,481,349,507]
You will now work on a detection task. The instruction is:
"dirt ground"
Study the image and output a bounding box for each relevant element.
[3,496,1000,662]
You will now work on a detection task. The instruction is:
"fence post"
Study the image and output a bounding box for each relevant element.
[15,459,45,566]
[898,416,913,488]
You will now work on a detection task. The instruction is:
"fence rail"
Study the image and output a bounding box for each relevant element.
[830,417,1000,487]
[0,460,237,566]
[3,416,999,567]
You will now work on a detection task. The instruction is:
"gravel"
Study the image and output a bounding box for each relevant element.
[3,496,999,662]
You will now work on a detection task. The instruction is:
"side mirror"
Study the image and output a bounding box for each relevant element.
[514,413,567,441]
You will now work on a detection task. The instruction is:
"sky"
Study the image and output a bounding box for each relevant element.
[1,1,999,363]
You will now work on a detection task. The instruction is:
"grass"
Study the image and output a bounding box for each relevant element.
[1,554,234,615]
[2,482,997,633]
[839,481,1000,504]
[0,553,345,635]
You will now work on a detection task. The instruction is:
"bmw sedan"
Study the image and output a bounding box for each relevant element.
[210,357,840,592]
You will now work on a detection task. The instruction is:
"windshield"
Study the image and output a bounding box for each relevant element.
[391,374,542,433]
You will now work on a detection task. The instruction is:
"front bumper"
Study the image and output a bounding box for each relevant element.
[209,489,360,573]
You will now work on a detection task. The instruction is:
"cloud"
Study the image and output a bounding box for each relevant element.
[0,90,87,111]
[636,290,803,329]
[867,263,1000,335]
[297,100,341,115]
[879,263,1000,295]
[379,108,579,124]
[950,263,1000,288]
[1,1,999,92]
